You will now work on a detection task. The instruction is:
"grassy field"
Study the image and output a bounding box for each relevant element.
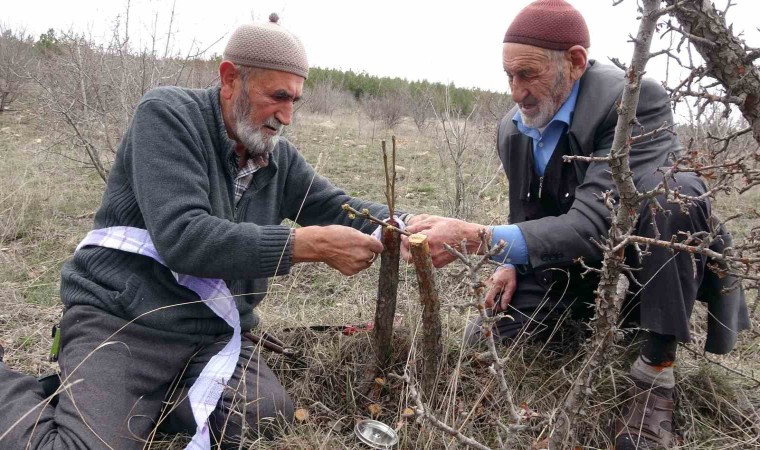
[1,103,759,449]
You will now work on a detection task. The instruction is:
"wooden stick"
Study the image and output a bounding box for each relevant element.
[409,233,442,401]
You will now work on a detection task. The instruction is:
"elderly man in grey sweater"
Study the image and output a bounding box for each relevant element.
[0,15,389,450]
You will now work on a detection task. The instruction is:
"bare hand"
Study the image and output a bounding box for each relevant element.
[293,225,384,276]
[485,265,517,313]
[400,214,485,268]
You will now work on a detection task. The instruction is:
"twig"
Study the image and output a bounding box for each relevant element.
[442,233,521,423]
[310,401,339,417]
[563,155,611,164]
[670,27,719,48]
[679,344,760,387]
[341,204,411,236]
[626,235,760,265]
[391,372,493,450]
[382,139,394,218]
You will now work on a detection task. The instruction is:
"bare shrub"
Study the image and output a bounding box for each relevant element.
[0,25,34,112]
[361,95,382,122]
[474,90,514,126]
[430,87,502,220]
[379,91,405,129]
[30,8,218,182]
[302,79,356,116]
[361,91,405,129]
[406,86,433,131]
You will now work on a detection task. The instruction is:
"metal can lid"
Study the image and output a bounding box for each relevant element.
[354,419,399,449]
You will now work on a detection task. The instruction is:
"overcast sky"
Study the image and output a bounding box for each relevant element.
[3,0,759,96]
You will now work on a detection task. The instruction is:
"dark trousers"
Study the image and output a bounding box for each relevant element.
[469,172,718,346]
[0,305,293,449]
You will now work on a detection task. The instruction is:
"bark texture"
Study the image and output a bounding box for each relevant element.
[665,0,760,144]
[549,1,661,447]
[373,227,401,372]
[409,233,442,401]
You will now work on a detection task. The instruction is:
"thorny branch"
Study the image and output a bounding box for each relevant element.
[656,0,760,296]
[390,372,493,450]
[550,0,662,447]
[664,0,760,144]
[442,232,521,423]
[550,1,760,447]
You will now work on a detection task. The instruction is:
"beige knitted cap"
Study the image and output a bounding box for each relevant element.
[223,13,309,79]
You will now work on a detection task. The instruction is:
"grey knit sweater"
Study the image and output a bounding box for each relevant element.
[60,86,386,335]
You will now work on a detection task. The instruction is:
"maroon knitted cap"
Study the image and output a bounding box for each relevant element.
[503,0,590,50]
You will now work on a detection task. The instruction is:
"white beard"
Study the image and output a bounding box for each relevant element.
[234,117,280,157]
[232,89,283,157]
[519,101,557,129]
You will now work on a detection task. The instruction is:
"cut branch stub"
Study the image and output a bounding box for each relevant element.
[373,226,401,372]
[409,233,443,401]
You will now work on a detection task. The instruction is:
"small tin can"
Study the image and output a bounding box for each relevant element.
[354,419,399,449]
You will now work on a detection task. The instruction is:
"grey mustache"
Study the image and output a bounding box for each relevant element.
[264,117,284,133]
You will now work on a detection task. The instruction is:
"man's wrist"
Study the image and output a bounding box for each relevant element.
[291,227,323,263]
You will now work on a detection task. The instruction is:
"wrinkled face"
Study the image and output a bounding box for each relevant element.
[503,43,574,128]
[231,69,304,157]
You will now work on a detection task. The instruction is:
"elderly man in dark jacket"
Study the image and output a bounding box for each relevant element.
[0,15,391,450]
[402,1,751,448]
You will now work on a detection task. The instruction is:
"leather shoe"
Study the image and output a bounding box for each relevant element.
[614,381,674,449]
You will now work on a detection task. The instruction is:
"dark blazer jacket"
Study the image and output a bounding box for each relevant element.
[497,60,677,269]
[496,61,751,354]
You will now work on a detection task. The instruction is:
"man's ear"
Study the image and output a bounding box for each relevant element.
[567,45,588,81]
[219,61,238,100]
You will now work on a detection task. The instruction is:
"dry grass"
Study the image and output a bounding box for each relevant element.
[1,106,759,449]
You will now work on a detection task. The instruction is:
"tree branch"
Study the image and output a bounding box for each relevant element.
[391,372,493,450]
[550,1,661,447]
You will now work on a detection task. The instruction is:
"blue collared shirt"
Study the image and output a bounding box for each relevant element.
[490,80,581,266]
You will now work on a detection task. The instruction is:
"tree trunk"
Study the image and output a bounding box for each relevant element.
[549,0,661,447]
[373,227,401,373]
[665,0,760,144]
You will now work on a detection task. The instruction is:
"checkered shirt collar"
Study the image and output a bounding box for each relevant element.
[233,157,260,205]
